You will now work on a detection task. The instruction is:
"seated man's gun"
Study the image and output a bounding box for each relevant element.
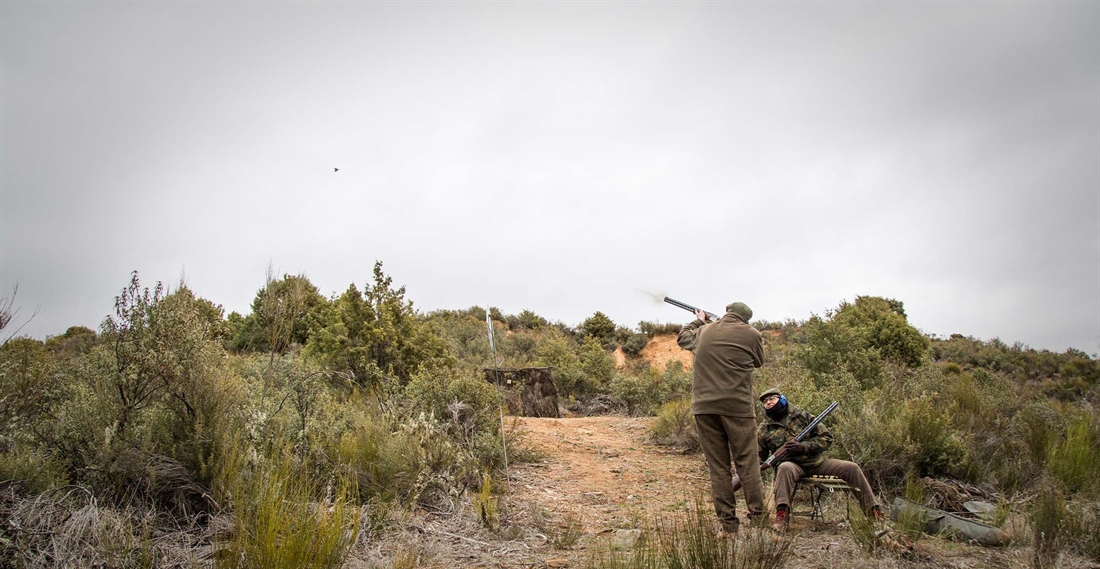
[731,401,839,492]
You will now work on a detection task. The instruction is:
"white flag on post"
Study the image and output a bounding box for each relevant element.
[486,311,496,354]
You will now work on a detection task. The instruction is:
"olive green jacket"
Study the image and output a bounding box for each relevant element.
[757,404,833,469]
[677,312,763,418]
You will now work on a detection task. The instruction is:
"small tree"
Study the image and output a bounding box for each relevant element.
[580,311,616,345]
[515,309,547,330]
[0,337,57,452]
[231,271,326,354]
[305,261,448,399]
[45,326,98,358]
[795,296,929,388]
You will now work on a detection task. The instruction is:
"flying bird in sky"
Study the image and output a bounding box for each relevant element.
[334,167,339,172]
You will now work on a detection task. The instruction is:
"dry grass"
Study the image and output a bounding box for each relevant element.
[2,485,221,568]
[589,497,793,569]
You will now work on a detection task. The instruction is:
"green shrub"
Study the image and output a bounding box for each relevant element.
[502,330,539,361]
[535,328,586,397]
[217,444,359,569]
[1019,403,1062,472]
[652,399,699,452]
[304,262,448,395]
[949,372,983,418]
[638,320,681,337]
[0,336,59,452]
[405,365,502,445]
[904,398,967,479]
[622,334,649,357]
[44,325,99,358]
[230,272,327,354]
[579,336,615,389]
[662,361,692,399]
[1048,409,1100,496]
[36,275,242,512]
[795,296,928,389]
[0,447,68,494]
[610,371,667,416]
[581,312,617,345]
[511,309,548,330]
[334,412,423,503]
[834,394,966,494]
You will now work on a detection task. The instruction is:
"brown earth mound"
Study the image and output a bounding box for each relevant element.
[638,334,693,371]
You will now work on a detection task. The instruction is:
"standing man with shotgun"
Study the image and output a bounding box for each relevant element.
[677,301,766,535]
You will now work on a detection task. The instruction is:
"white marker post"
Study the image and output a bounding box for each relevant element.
[486,310,508,471]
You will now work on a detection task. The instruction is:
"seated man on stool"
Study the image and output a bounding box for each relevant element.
[757,388,882,531]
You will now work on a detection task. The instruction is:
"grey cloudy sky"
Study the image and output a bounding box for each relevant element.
[2,1,1098,354]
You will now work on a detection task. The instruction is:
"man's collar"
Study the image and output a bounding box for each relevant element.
[722,312,747,324]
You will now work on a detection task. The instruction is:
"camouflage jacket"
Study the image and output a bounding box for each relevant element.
[756,404,833,469]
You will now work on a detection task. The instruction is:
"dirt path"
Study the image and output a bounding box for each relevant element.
[497,416,1028,569]
[508,416,710,532]
[501,415,871,568]
[366,415,1031,569]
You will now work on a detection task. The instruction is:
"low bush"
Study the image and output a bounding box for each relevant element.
[610,372,667,416]
[333,412,423,504]
[651,399,699,452]
[622,334,649,357]
[638,320,682,337]
[1047,409,1100,496]
[0,447,68,495]
[834,394,967,494]
[217,444,359,569]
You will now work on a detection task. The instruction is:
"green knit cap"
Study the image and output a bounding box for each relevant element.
[759,387,783,402]
[725,302,753,322]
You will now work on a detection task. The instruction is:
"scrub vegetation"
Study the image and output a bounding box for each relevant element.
[0,272,1097,568]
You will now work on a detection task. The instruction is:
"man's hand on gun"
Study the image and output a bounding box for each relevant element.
[695,309,708,322]
[781,440,807,456]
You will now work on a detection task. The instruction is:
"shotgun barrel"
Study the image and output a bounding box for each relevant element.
[663,296,720,321]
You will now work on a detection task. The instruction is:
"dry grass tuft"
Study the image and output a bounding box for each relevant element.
[590,497,792,569]
[3,485,215,568]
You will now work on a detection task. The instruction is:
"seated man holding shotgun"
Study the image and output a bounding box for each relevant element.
[756,388,882,531]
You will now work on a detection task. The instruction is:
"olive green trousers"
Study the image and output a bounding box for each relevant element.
[695,414,765,531]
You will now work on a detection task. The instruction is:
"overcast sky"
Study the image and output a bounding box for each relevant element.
[1,1,1097,355]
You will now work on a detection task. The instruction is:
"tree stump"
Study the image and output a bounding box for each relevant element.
[484,367,560,418]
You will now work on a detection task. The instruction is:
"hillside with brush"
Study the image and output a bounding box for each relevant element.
[1,266,1098,568]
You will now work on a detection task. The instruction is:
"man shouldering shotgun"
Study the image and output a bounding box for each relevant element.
[671,297,766,535]
[668,296,880,534]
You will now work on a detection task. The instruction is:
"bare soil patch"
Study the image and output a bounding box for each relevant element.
[638,335,693,372]
[359,416,1037,568]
